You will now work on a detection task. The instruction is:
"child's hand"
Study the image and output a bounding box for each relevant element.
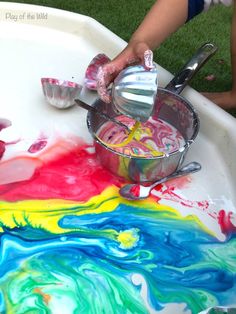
[96,42,153,103]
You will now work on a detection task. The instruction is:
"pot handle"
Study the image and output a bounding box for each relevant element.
[165,42,217,95]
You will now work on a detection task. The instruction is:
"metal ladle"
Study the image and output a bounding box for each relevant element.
[112,63,158,122]
[119,161,201,200]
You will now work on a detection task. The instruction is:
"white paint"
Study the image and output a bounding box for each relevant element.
[131,273,191,314]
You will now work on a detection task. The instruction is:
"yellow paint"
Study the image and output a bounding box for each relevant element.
[97,120,163,157]
[97,120,140,148]
[0,186,121,235]
[133,125,152,140]
[117,229,139,249]
[0,186,213,238]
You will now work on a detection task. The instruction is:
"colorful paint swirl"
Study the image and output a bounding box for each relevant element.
[0,137,236,313]
[97,115,186,157]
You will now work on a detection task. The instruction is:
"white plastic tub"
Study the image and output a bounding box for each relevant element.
[0,3,235,314]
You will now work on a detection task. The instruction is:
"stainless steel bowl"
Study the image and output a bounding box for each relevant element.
[87,43,217,182]
[88,91,199,182]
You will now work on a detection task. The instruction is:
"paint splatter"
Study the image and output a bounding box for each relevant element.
[218,210,236,236]
[28,139,47,153]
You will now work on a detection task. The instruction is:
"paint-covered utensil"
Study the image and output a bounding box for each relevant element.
[119,161,201,200]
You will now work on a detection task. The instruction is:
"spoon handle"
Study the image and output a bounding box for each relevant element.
[74,99,130,132]
[150,162,201,189]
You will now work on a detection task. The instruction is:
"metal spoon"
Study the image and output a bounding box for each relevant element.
[119,161,201,200]
[74,99,130,132]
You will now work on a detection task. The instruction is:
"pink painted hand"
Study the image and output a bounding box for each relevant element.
[96,42,154,103]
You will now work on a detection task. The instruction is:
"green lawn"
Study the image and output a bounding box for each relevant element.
[3,0,235,116]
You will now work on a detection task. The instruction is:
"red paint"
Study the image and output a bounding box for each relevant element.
[218,209,236,235]
[161,185,210,210]
[130,184,141,198]
[160,184,236,237]
[28,140,47,153]
[165,176,191,190]
[0,145,123,202]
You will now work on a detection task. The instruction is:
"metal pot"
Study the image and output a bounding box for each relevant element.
[87,43,217,182]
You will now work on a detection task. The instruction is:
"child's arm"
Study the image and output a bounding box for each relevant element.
[97,0,234,105]
[97,0,189,102]
[129,0,188,50]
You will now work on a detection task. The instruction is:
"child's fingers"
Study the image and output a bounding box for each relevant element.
[96,65,114,103]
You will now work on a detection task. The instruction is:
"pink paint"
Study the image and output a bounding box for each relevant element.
[165,176,192,190]
[85,53,111,90]
[0,145,123,202]
[144,50,154,69]
[0,156,43,185]
[41,78,81,89]
[28,140,47,153]
[97,115,185,157]
[96,64,115,103]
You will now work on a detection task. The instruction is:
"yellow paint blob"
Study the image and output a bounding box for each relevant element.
[117,229,139,249]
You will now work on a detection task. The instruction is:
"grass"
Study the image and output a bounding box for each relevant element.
[2,0,235,117]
